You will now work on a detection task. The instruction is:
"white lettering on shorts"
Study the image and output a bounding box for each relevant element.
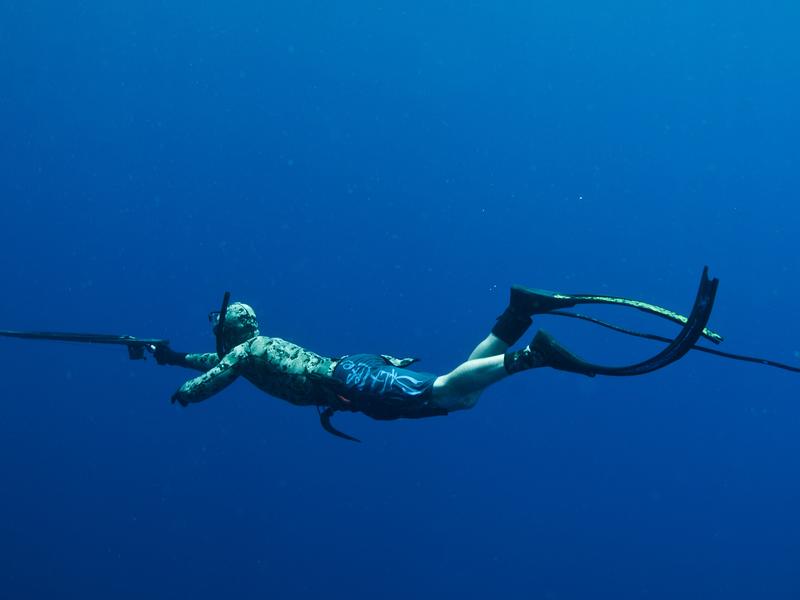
[339,359,426,397]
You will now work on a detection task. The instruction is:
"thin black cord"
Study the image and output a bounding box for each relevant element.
[548,310,800,374]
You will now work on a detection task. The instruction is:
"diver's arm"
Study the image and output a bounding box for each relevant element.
[171,345,248,405]
[152,346,220,372]
[183,352,221,372]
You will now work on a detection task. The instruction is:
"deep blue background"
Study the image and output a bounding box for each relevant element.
[1,2,799,598]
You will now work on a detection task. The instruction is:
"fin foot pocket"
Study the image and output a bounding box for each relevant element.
[510,285,579,315]
[530,330,597,377]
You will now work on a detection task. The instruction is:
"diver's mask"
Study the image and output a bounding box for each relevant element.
[208,310,222,336]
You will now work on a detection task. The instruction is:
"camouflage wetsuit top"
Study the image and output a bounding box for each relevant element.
[177,336,338,407]
[173,334,437,419]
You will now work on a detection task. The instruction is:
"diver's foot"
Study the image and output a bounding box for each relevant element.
[510,285,578,316]
[491,306,532,347]
[504,330,596,377]
[528,330,596,377]
[503,337,544,374]
[492,285,579,347]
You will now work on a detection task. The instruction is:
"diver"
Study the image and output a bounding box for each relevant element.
[151,268,720,440]
[154,289,575,418]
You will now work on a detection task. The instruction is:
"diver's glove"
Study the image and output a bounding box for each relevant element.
[153,345,190,367]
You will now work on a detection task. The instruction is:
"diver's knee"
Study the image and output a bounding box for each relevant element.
[445,394,479,412]
[459,393,480,410]
[432,381,479,411]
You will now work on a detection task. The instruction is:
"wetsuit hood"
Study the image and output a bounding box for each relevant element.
[214,302,260,351]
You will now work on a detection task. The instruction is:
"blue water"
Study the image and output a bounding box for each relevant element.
[2,2,799,598]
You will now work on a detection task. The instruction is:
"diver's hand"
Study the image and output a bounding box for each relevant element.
[152,345,188,366]
[171,389,190,407]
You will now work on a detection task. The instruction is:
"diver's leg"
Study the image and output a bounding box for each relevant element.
[468,333,509,360]
[449,304,530,409]
[440,285,557,410]
[453,334,511,409]
[433,330,581,411]
[431,354,508,411]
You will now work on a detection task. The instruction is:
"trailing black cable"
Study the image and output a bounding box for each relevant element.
[547,310,800,374]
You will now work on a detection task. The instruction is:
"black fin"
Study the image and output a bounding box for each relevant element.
[530,267,719,377]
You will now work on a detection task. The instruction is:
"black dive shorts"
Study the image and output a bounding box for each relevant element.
[332,354,444,420]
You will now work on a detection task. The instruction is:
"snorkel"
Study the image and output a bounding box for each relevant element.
[215,291,231,359]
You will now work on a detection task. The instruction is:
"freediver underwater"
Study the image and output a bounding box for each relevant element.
[1,267,797,442]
